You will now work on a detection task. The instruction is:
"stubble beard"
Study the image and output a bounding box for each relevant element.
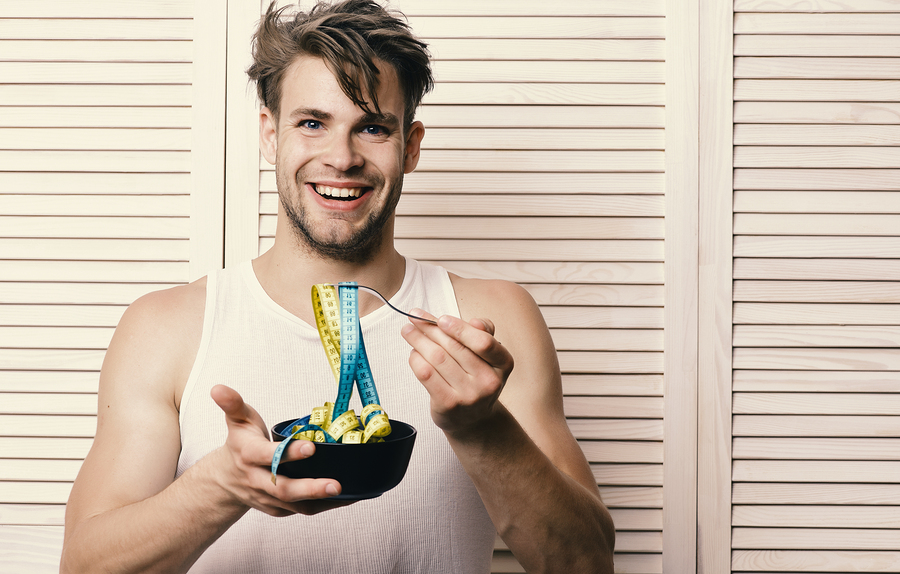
[277,167,402,265]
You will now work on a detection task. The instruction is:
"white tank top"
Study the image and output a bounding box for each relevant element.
[176,259,495,573]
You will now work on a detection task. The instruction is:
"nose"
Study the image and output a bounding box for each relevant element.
[320,133,364,172]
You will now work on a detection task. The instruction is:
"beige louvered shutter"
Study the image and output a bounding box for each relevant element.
[0,1,225,570]
[729,1,900,572]
[236,1,691,572]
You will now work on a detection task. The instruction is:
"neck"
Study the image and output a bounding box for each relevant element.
[251,228,406,327]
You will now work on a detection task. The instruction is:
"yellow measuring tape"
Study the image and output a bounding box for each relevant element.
[271,283,392,482]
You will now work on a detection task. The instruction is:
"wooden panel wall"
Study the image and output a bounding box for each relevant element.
[253,1,669,572]
[0,1,225,571]
[731,1,900,572]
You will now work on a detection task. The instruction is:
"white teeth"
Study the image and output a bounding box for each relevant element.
[316,184,362,198]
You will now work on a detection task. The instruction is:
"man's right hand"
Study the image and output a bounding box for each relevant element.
[210,384,354,517]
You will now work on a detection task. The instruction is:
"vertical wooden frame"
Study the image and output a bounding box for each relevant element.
[664,0,700,571]
[698,0,733,572]
[224,0,265,266]
[191,0,228,279]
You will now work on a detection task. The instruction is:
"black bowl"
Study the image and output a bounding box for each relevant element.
[271,419,417,500]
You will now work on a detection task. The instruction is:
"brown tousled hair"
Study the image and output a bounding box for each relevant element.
[247,0,433,130]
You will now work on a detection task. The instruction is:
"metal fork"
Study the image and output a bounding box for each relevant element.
[327,284,437,324]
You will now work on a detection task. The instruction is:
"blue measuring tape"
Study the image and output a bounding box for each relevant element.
[271,283,391,483]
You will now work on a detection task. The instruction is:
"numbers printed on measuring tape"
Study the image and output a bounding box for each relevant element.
[271,282,392,483]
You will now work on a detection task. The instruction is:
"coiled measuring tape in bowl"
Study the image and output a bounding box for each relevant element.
[271,282,392,483]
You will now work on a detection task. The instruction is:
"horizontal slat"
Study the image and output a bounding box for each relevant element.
[733,527,900,551]
[0,19,192,40]
[0,62,191,84]
[734,236,900,258]
[732,550,900,571]
[428,38,664,60]
[0,261,187,283]
[0,305,125,327]
[0,326,113,349]
[579,440,662,464]
[0,1,191,18]
[0,150,190,172]
[734,303,900,325]
[433,60,664,83]
[0,525,64,567]
[733,482,900,505]
[0,437,92,459]
[736,0,900,11]
[609,508,662,530]
[734,13,900,34]
[562,374,663,396]
[733,415,900,437]
[733,348,900,370]
[393,216,665,240]
[735,168,900,190]
[396,0,666,16]
[0,128,190,151]
[529,285,664,307]
[567,419,664,441]
[734,102,900,125]
[735,57,900,80]
[564,396,663,418]
[0,194,189,216]
[419,127,664,150]
[734,325,900,346]
[733,258,900,280]
[734,281,900,303]
[734,505,900,528]
[393,239,664,261]
[558,351,663,374]
[0,107,191,129]
[0,482,72,503]
[734,393,900,415]
[0,217,188,239]
[592,463,662,486]
[0,238,188,261]
[540,307,664,329]
[734,147,900,168]
[431,260,664,284]
[0,415,96,437]
[734,190,900,212]
[425,83,665,106]
[0,172,190,194]
[734,80,900,102]
[394,195,665,217]
[407,16,665,38]
[734,370,900,392]
[599,486,663,508]
[416,105,666,129]
[734,213,900,235]
[0,40,190,62]
[0,84,191,106]
[734,437,900,460]
[0,350,105,372]
[262,150,665,173]
[0,372,99,393]
[734,34,900,57]
[0,459,83,481]
[0,503,65,526]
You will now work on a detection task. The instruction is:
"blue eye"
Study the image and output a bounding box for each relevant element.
[363,125,386,136]
[300,120,321,130]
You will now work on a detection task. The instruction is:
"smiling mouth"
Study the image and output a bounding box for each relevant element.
[313,184,367,201]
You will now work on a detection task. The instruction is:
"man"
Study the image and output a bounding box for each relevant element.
[61,1,614,572]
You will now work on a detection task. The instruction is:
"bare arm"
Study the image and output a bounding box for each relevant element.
[401,277,615,573]
[61,283,346,574]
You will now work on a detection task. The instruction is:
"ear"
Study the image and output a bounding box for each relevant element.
[259,106,278,166]
[403,120,425,174]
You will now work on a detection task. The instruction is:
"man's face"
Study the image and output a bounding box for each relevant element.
[259,55,424,264]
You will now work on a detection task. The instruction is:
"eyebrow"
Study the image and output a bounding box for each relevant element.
[287,107,400,130]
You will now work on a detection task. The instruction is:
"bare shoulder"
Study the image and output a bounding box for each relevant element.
[448,274,542,329]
